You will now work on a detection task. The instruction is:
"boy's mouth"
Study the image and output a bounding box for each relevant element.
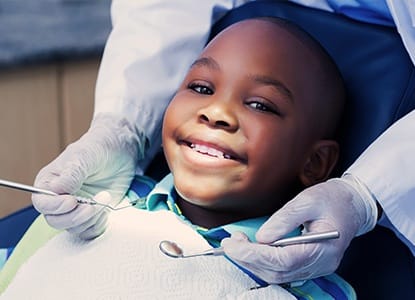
[189,143,233,159]
[180,140,244,162]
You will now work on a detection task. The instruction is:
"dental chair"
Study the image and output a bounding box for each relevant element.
[1,1,414,298]
[207,1,415,299]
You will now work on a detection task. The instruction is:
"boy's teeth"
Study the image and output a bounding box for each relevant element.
[190,143,229,159]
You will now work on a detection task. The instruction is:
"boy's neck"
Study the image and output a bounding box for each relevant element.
[175,196,264,229]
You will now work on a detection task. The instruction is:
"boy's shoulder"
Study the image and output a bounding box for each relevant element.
[129,175,158,197]
[126,175,158,208]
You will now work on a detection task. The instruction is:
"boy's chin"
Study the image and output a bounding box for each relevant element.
[175,187,220,208]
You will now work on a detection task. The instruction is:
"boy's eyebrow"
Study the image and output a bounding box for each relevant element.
[190,56,220,70]
[190,57,293,103]
[249,74,294,103]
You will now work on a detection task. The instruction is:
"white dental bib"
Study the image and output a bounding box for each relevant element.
[1,208,293,299]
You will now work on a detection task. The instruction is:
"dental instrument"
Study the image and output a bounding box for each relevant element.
[0,178,139,211]
[159,230,340,258]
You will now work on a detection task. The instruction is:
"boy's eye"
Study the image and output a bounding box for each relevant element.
[248,100,280,115]
[188,83,214,95]
[249,102,269,111]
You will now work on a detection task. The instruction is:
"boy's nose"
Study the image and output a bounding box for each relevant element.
[197,101,238,132]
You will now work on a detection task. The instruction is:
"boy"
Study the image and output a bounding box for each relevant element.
[0,18,352,299]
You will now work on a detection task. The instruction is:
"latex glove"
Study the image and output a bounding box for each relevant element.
[32,113,146,240]
[221,175,378,284]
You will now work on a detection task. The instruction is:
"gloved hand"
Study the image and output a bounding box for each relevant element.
[221,174,378,284]
[32,113,147,240]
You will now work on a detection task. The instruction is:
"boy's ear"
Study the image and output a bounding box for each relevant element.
[299,140,339,187]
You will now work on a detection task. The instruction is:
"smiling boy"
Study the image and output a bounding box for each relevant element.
[163,17,345,228]
[1,17,353,299]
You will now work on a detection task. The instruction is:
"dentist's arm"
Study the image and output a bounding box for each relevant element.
[32,0,237,240]
[222,110,415,283]
[345,109,415,254]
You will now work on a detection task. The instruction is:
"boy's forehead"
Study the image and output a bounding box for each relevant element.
[204,19,315,59]
[202,19,321,72]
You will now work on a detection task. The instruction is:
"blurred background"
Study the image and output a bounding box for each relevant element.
[0,0,111,218]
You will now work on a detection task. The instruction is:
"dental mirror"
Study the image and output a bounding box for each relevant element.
[159,240,225,258]
[159,230,339,259]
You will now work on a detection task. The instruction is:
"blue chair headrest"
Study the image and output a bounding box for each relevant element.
[209,0,415,174]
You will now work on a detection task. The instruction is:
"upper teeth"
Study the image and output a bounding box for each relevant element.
[190,143,231,159]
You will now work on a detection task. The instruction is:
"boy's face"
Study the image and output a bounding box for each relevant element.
[162,20,327,217]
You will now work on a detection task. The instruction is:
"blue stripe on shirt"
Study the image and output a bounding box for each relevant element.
[312,276,348,300]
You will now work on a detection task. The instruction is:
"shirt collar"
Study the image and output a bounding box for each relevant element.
[144,174,300,246]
